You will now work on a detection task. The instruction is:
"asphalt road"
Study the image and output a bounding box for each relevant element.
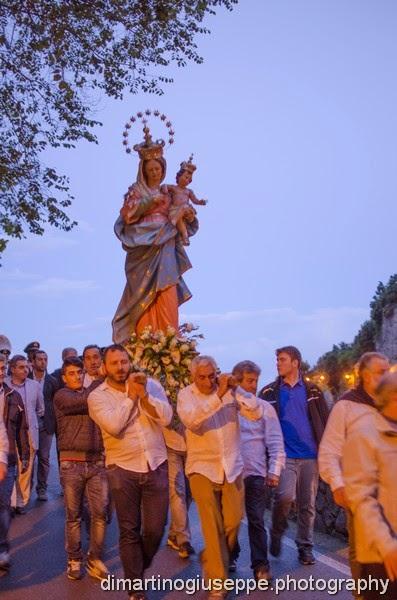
[0,455,354,599]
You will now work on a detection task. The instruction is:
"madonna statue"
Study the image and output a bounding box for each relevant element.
[112,112,198,344]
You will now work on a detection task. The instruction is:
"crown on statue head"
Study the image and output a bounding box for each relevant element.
[133,127,165,161]
[180,154,196,174]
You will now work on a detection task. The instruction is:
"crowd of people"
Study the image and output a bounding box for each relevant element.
[0,334,396,600]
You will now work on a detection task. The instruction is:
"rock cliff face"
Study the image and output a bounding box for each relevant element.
[314,481,347,538]
[313,302,397,540]
[376,305,397,360]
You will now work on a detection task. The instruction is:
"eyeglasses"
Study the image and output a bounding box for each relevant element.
[0,350,10,357]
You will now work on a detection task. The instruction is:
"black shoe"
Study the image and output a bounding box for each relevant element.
[269,533,281,557]
[67,559,83,580]
[298,548,315,565]
[0,552,10,571]
[178,542,195,559]
[15,506,26,515]
[228,558,237,572]
[254,565,272,583]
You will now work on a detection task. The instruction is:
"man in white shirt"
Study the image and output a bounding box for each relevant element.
[6,354,44,513]
[82,345,104,388]
[88,344,172,600]
[319,351,390,590]
[177,355,262,599]
[30,349,58,501]
[232,360,285,583]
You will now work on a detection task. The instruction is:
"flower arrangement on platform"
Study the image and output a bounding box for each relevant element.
[124,323,202,427]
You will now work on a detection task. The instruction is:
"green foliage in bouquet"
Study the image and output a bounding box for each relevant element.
[124,323,202,427]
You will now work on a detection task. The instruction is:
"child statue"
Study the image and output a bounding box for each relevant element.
[168,156,207,246]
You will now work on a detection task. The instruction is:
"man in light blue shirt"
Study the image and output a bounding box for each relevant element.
[232,360,285,583]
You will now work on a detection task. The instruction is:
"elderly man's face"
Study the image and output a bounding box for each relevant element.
[363,358,390,394]
[240,372,259,395]
[194,364,217,395]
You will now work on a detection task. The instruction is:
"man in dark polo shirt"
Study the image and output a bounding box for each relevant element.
[259,346,329,566]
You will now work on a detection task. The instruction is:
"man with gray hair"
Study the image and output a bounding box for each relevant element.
[342,371,397,599]
[319,351,390,590]
[177,355,263,599]
[231,360,285,582]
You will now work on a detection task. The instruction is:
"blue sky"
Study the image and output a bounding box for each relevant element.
[1,0,397,382]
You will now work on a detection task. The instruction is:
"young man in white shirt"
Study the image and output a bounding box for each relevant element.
[177,355,262,600]
[88,344,172,600]
[30,349,58,501]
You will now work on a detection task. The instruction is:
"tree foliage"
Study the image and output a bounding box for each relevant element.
[370,274,397,333]
[313,274,397,393]
[315,342,357,395]
[0,0,236,260]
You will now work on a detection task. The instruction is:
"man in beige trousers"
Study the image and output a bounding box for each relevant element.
[177,355,262,600]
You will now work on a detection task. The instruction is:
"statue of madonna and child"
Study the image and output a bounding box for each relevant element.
[112,110,207,344]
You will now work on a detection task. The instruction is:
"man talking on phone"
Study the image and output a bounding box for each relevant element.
[177,355,263,600]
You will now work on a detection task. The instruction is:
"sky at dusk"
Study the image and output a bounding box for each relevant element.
[1,0,397,383]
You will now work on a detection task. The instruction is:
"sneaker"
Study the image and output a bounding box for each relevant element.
[86,556,109,580]
[0,552,10,570]
[167,536,179,551]
[254,565,272,583]
[37,490,48,501]
[67,559,83,580]
[178,542,195,559]
[269,532,281,557]
[298,548,316,565]
[228,558,237,572]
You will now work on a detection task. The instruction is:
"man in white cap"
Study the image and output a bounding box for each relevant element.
[0,336,11,365]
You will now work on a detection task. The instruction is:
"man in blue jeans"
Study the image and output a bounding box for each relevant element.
[259,346,329,565]
[88,345,172,600]
[54,357,109,581]
[0,353,30,570]
[233,360,285,582]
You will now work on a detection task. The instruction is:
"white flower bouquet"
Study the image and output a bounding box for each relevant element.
[124,323,202,427]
